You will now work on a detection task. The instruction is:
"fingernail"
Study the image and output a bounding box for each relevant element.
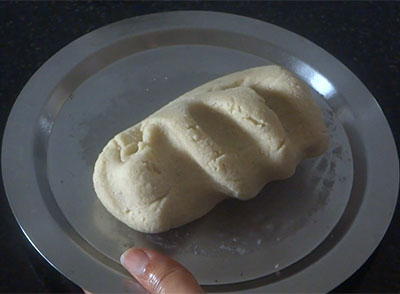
[120,248,150,276]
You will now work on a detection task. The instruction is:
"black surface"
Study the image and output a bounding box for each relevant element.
[1,1,399,293]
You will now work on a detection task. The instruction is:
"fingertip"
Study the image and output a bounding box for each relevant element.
[120,248,150,277]
[120,247,133,266]
[120,247,203,293]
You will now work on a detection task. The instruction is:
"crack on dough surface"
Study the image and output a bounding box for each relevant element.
[114,127,143,162]
[188,103,259,154]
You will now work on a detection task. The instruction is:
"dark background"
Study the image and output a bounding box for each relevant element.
[1,1,399,293]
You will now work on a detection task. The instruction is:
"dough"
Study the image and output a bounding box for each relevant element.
[93,65,329,233]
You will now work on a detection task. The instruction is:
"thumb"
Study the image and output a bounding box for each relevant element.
[120,248,204,294]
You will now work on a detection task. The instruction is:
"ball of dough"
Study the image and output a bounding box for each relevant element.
[93,65,329,233]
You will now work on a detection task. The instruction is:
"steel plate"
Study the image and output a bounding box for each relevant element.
[2,11,398,293]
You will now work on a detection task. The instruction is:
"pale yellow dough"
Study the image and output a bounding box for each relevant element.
[93,65,329,233]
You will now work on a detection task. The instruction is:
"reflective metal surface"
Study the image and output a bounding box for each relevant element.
[2,11,398,293]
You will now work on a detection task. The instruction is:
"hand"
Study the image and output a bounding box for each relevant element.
[120,248,204,294]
